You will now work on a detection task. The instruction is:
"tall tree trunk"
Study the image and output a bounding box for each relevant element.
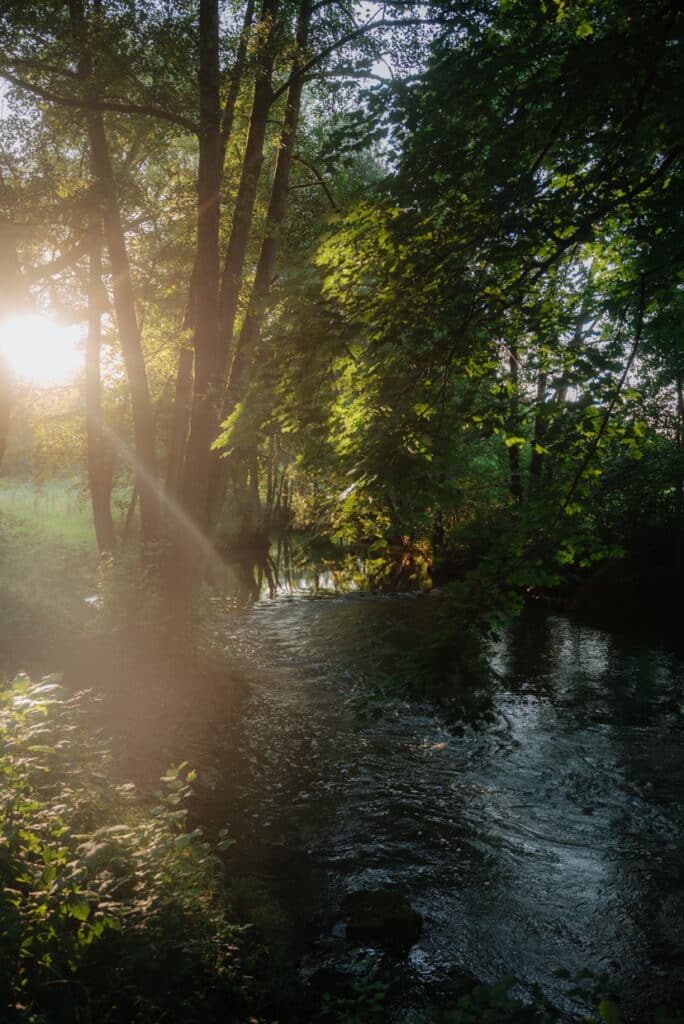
[85,205,116,554]
[0,221,19,472]
[208,0,312,526]
[167,0,255,524]
[507,346,523,502]
[248,445,261,531]
[220,0,256,161]
[70,0,161,547]
[217,0,280,372]
[88,114,161,547]
[182,0,255,335]
[528,364,548,496]
[165,345,194,499]
[178,0,222,545]
[122,484,138,550]
[675,369,683,572]
[266,434,274,507]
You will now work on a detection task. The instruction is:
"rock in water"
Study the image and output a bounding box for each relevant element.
[341,889,423,951]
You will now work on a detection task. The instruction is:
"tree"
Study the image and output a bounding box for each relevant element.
[1,0,444,592]
[308,0,683,610]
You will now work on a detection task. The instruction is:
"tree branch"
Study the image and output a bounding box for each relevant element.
[0,67,199,134]
[271,16,450,101]
[293,153,338,209]
[24,240,89,283]
[524,147,682,285]
[6,56,78,79]
[559,277,646,518]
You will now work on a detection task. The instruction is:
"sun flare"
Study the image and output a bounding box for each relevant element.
[0,315,84,387]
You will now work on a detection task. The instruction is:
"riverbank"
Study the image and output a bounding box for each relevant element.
[1,514,683,1022]
[4,675,681,1024]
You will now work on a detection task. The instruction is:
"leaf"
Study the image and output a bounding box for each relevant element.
[599,999,620,1024]
[413,402,435,420]
[504,436,526,448]
[68,900,91,922]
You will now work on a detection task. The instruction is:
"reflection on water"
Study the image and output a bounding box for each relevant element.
[212,541,432,605]
[211,593,684,1019]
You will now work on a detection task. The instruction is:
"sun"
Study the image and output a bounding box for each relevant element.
[0,315,84,387]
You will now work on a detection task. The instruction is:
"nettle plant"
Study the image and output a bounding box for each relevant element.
[0,675,241,1024]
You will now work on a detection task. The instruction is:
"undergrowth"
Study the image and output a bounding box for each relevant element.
[0,674,252,1023]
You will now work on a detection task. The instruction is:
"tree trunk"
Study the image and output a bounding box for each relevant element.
[85,205,116,554]
[0,220,20,472]
[165,345,194,499]
[176,0,222,595]
[88,114,161,548]
[528,365,548,496]
[248,445,261,530]
[208,0,312,526]
[507,346,523,502]
[149,0,257,549]
[182,0,256,335]
[169,0,255,540]
[221,0,256,161]
[122,484,138,549]
[69,0,160,546]
[266,433,275,509]
[675,369,683,572]
[217,0,280,373]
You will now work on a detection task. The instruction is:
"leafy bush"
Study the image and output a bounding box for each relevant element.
[425,980,684,1024]
[433,978,557,1024]
[0,675,246,1023]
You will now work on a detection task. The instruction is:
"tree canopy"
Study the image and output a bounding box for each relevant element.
[0,0,681,621]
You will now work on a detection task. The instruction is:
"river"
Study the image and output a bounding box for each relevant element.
[202,589,684,1020]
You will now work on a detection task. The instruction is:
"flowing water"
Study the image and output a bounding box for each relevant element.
[206,590,683,1019]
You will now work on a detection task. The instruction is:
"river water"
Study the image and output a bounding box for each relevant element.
[206,590,683,1019]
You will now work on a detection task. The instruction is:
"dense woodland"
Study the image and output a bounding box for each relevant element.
[0,0,681,611]
[0,0,683,1021]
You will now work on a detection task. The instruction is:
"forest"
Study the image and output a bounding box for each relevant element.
[0,0,683,1021]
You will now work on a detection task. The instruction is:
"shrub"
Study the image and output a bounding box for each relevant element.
[0,675,246,1023]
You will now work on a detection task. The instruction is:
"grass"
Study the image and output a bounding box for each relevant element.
[0,478,99,678]
[0,477,97,547]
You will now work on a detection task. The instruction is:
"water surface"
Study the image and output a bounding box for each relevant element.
[211,593,684,1019]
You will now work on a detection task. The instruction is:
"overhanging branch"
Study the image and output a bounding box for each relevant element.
[272,16,452,101]
[0,66,199,134]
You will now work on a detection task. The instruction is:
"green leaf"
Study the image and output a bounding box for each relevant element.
[68,900,91,922]
[599,999,620,1024]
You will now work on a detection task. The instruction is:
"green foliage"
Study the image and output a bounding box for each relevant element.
[0,675,246,1023]
[421,978,684,1024]
[434,978,557,1024]
[302,0,683,629]
[319,963,395,1024]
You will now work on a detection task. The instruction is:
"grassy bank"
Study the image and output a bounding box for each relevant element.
[0,478,96,548]
[0,483,97,679]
